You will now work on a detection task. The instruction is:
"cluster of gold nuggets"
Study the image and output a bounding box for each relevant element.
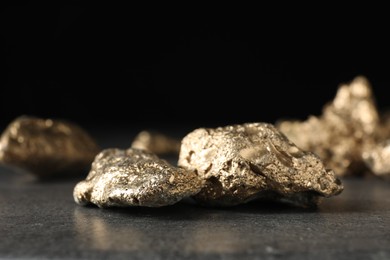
[0,77,388,209]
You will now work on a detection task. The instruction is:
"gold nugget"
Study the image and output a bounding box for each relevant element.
[178,123,343,207]
[363,140,390,178]
[278,76,379,176]
[0,116,100,178]
[73,148,202,208]
[131,130,180,155]
[363,112,390,177]
[375,111,390,141]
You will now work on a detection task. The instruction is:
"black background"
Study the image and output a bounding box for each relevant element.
[1,3,390,130]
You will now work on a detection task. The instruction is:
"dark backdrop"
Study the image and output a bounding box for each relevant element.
[1,3,390,130]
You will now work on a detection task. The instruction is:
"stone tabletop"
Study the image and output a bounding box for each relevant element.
[1,166,389,259]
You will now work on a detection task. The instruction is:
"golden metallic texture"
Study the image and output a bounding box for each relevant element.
[73,148,202,208]
[131,130,180,155]
[277,76,379,176]
[363,140,390,178]
[0,116,100,178]
[178,123,343,207]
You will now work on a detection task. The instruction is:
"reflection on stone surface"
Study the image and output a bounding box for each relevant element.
[73,205,250,255]
[179,123,343,207]
[73,208,146,252]
[131,130,180,155]
[0,116,100,178]
[184,216,245,254]
[74,148,202,208]
[277,77,383,177]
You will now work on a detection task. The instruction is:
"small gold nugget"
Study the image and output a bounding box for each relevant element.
[0,116,100,178]
[73,148,202,208]
[178,123,343,207]
[131,130,180,155]
[278,76,379,176]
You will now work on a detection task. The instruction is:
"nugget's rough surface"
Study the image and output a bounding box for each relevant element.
[363,140,390,178]
[131,130,180,155]
[278,77,379,176]
[0,116,100,178]
[74,148,202,208]
[178,123,343,207]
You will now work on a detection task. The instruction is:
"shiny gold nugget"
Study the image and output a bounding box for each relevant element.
[0,116,100,178]
[178,123,343,207]
[278,76,379,176]
[131,130,180,155]
[73,148,202,208]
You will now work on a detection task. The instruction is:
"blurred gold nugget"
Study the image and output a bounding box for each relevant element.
[278,77,380,176]
[178,123,343,207]
[375,111,390,141]
[0,116,100,178]
[363,140,390,178]
[73,148,202,208]
[361,110,390,177]
[131,130,180,155]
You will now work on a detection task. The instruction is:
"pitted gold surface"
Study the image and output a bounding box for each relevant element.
[0,116,100,178]
[178,123,343,207]
[278,77,379,176]
[131,130,180,155]
[73,148,202,208]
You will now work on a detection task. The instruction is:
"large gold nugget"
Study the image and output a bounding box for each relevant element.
[375,111,390,141]
[0,116,100,178]
[178,123,343,207]
[73,148,202,208]
[363,140,390,178]
[131,130,180,155]
[278,77,379,176]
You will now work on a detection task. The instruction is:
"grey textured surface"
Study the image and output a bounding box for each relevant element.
[0,130,389,259]
[1,168,389,259]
